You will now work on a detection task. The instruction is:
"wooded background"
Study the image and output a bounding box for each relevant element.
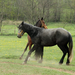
[0,0,75,31]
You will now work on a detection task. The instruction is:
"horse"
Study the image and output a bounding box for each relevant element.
[17,21,73,65]
[19,17,47,59]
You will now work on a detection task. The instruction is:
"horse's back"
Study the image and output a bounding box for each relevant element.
[40,29,57,46]
[40,28,70,46]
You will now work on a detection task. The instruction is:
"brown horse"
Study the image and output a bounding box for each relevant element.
[19,17,47,59]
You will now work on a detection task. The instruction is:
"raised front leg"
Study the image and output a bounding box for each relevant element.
[19,43,29,59]
[23,45,36,64]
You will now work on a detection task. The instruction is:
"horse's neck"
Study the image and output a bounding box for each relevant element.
[24,23,38,37]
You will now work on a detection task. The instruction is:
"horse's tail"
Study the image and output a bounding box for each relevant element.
[69,33,73,63]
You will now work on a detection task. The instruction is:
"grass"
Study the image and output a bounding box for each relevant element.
[0,61,71,75]
[0,22,75,75]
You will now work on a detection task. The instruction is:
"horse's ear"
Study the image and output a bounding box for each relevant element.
[41,17,43,20]
[21,21,24,25]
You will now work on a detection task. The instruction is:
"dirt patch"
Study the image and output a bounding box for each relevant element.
[0,61,75,75]
[31,65,75,75]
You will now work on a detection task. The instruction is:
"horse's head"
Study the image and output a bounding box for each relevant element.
[34,17,47,29]
[17,22,25,38]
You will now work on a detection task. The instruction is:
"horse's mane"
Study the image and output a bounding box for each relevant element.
[34,20,40,26]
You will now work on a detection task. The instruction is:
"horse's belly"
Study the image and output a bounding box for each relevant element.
[41,41,56,46]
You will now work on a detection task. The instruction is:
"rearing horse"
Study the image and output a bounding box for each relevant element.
[17,20,73,65]
[19,17,47,59]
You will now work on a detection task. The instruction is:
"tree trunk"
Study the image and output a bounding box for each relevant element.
[0,15,3,32]
[0,20,2,32]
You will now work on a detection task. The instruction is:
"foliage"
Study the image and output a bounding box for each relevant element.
[0,0,75,32]
[0,0,75,23]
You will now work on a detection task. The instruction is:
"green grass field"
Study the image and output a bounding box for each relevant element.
[0,22,75,75]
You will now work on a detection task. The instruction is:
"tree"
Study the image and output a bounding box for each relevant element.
[0,0,75,25]
[0,0,11,31]
[69,0,75,23]
[52,0,62,22]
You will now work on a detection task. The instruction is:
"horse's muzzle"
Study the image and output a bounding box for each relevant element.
[17,35,21,38]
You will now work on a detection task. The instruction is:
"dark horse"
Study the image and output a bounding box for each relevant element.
[19,18,47,59]
[17,21,73,65]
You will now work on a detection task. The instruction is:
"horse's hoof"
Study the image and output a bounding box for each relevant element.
[28,57,30,61]
[59,62,63,65]
[66,63,69,66]
[38,60,42,63]
[22,62,27,65]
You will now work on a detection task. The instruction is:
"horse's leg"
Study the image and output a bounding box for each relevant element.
[29,42,32,50]
[66,46,70,65]
[28,35,32,50]
[59,53,66,64]
[23,45,36,64]
[59,45,70,65]
[28,43,33,60]
[19,42,29,59]
[58,45,67,64]
[38,46,43,63]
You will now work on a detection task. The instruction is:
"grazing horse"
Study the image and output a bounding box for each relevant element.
[17,21,73,65]
[19,17,47,59]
